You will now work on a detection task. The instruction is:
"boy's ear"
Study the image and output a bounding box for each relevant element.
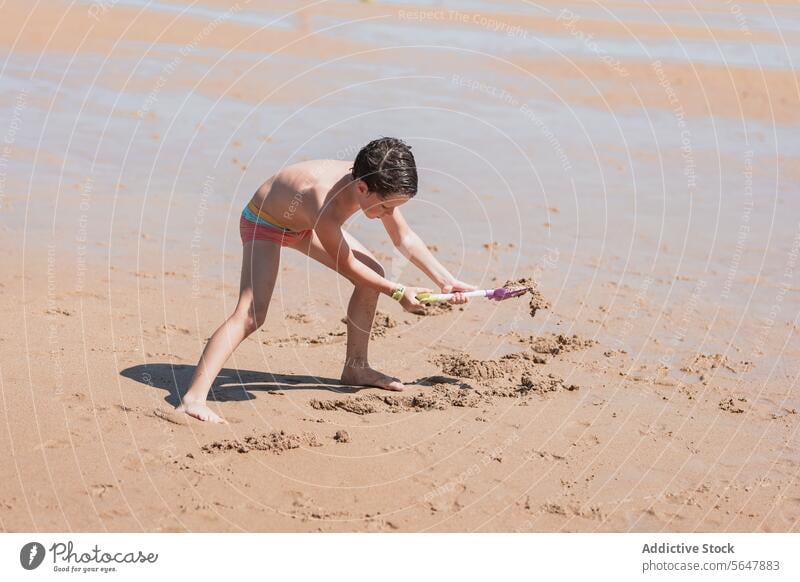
[356,179,369,196]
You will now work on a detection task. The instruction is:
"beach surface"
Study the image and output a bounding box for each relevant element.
[1,0,798,532]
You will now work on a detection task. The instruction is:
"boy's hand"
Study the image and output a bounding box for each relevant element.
[442,280,477,305]
[400,286,431,315]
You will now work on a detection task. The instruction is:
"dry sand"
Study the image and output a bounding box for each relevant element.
[1,0,798,532]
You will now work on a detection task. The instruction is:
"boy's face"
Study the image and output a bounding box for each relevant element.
[356,182,409,219]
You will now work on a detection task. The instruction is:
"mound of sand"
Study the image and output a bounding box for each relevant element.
[310,396,382,415]
[500,352,548,365]
[340,310,399,338]
[502,277,535,290]
[201,430,321,454]
[308,352,583,416]
[333,430,350,443]
[307,367,579,416]
[432,351,580,399]
[523,333,597,355]
[371,310,399,337]
[433,349,556,380]
[309,382,490,415]
[433,353,508,380]
[482,371,579,398]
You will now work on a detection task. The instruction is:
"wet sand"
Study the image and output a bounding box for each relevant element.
[1,0,798,532]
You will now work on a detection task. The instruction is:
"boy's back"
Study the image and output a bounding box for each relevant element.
[250,159,353,232]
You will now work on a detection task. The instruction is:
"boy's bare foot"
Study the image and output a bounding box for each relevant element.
[175,397,228,423]
[341,365,406,392]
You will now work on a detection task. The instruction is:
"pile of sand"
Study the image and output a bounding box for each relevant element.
[309,382,490,415]
[523,333,597,355]
[432,352,580,399]
[307,365,581,416]
[433,353,508,380]
[371,310,399,337]
[431,352,581,401]
[500,352,548,365]
[340,310,400,338]
[433,350,574,380]
[481,371,579,398]
[309,396,383,415]
[201,430,321,454]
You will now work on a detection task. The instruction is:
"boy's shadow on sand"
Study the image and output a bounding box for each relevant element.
[121,363,368,407]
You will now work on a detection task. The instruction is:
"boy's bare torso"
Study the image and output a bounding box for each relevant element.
[249,159,354,232]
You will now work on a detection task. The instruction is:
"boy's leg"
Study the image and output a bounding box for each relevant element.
[177,240,282,422]
[291,231,404,391]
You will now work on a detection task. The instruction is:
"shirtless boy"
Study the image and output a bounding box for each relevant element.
[176,137,477,423]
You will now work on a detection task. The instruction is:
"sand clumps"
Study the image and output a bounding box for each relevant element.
[501,277,550,318]
[309,382,488,415]
[310,396,382,415]
[340,310,399,337]
[433,351,580,398]
[308,351,582,417]
[434,351,560,384]
[681,353,754,376]
[528,289,551,318]
[371,310,399,337]
[478,371,578,399]
[333,430,350,443]
[202,430,321,454]
[286,312,313,323]
[719,397,748,414]
[433,353,507,380]
[524,333,597,356]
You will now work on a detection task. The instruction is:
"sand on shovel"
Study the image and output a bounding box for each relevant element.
[502,277,551,318]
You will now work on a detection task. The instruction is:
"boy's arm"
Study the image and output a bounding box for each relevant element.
[315,219,398,296]
[382,209,471,290]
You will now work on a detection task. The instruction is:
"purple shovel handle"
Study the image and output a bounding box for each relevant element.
[489,287,531,301]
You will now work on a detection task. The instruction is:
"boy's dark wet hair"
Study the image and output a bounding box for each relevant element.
[351,137,417,198]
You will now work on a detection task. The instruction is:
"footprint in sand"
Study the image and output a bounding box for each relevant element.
[33,438,71,451]
[152,408,190,426]
[153,407,241,425]
[44,307,73,316]
[121,454,150,472]
[158,323,192,336]
[87,483,115,498]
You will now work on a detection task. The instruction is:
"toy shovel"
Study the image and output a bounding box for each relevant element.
[416,286,530,304]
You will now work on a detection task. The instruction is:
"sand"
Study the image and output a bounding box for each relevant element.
[1,0,798,533]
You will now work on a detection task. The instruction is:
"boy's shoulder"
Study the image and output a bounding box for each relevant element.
[271,162,321,192]
[275,159,339,186]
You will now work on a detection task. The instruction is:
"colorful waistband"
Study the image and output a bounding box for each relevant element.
[242,201,296,232]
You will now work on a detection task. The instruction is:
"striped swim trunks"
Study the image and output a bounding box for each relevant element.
[240,200,312,247]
